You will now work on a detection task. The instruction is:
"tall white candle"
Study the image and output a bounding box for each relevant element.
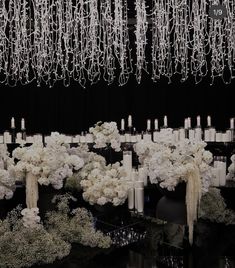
[11,117,15,128]
[189,129,195,141]
[188,117,191,128]
[147,119,151,130]
[154,119,158,130]
[21,118,25,130]
[196,115,201,127]
[123,151,132,179]
[179,128,185,140]
[184,118,188,129]
[163,115,168,127]
[121,119,125,130]
[138,167,148,186]
[127,181,134,210]
[128,115,132,127]
[207,115,211,127]
[135,181,144,213]
[230,118,234,129]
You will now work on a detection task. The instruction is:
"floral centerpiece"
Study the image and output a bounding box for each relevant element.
[74,150,129,206]
[89,121,121,151]
[134,129,214,244]
[12,132,84,208]
[226,154,235,181]
[0,144,16,200]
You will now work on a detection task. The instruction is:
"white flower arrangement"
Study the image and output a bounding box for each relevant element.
[79,154,129,206]
[89,121,121,151]
[0,144,16,200]
[134,131,213,193]
[134,135,214,245]
[148,139,213,193]
[21,208,41,228]
[12,132,84,190]
[226,154,235,181]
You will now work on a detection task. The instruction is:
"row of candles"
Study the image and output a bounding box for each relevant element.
[122,115,234,130]
[0,115,234,144]
[121,115,235,142]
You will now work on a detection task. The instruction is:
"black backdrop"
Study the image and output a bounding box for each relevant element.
[0,75,234,135]
[0,0,234,134]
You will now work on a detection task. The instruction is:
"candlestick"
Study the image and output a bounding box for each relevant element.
[207,115,211,127]
[11,117,15,129]
[196,115,201,127]
[154,119,158,130]
[230,118,234,129]
[147,119,151,130]
[163,115,168,127]
[128,115,132,128]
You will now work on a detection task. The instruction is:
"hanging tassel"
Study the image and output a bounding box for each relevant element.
[185,165,201,245]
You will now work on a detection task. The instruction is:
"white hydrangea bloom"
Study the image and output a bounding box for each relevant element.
[89,121,121,151]
[0,145,16,200]
[12,133,85,190]
[80,156,129,206]
[135,138,214,193]
[21,208,41,228]
[226,154,235,181]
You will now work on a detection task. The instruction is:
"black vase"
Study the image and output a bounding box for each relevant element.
[156,182,187,225]
[156,182,186,200]
[94,203,116,214]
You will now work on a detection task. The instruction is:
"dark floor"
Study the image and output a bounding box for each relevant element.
[1,185,235,268]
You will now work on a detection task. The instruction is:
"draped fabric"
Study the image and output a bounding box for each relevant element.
[26,172,39,209]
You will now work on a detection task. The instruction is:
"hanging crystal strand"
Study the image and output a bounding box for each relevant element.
[135,0,148,84]
[208,0,225,85]
[13,0,21,85]
[100,0,115,85]
[42,0,53,86]
[190,0,208,84]
[75,0,89,88]
[152,0,172,83]
[172,0,190,82]
[73,0,86,87]
[62,0,73,87]
[0,0,7,84]
[18,0,31,85]
[222,0,234,84]
[6,0,17,86]
[87,0,101,85]
[32,0,43,87]
[48,0,57,88]
[114,0,132,86]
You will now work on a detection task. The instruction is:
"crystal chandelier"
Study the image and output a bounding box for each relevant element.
[0,0,234,87]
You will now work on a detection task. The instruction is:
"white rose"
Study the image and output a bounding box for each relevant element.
[97,197,107,205]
